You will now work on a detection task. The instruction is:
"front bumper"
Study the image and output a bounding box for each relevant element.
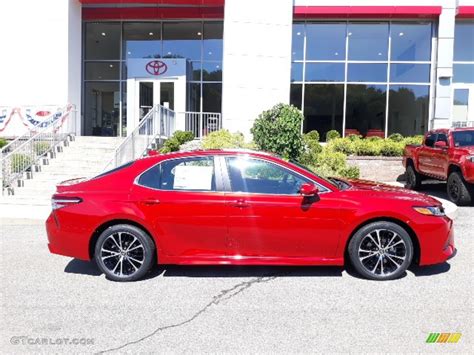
[418,216,455,266]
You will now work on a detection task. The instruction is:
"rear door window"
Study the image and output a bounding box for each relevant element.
[138,157,216,191]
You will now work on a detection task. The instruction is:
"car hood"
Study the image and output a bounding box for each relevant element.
[344,178,441,205]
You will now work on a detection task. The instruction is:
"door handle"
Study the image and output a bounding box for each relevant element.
[230,199,250,208]
[141,199,161,206]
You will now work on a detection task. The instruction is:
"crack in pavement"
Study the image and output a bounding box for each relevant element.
[96,274,278,354]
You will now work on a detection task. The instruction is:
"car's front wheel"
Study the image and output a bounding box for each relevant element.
[348,221,413,281]
[94,224,155,282]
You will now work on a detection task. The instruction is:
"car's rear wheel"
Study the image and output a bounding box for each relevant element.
[348,221,413,281]
[447,171,472,206]
[94,224,155,282]
[405,164,422,190]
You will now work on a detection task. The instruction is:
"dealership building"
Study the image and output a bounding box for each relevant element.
[1,0,474,139]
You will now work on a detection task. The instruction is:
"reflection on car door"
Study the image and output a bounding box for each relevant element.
[418,133,437,175]
[223,156,342,260]
[131,156,228,259]
[431,132,450,178]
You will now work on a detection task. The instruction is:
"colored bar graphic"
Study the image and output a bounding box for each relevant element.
[426,333,462,343]
[426,333,440,343]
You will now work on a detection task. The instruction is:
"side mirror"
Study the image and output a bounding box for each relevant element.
[434,141,448,149]
[299,183,319,197]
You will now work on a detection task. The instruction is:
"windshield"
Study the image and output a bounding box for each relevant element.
[452,130,474,147]
[288,160,340,189]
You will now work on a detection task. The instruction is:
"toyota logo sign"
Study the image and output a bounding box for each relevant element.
[145,60,168,76]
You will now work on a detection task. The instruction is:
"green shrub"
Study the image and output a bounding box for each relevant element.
[353,139,382,156]
[346,134,362,142]
[0,138,7,149]
[304,130,320,142]
[403,135,424,146]
[340,165,360,179]
[366,136,383,142]
[326,130,341,141]
[202,129,251,149]
[34,141,50,156]
[159,137,181,153]
[11,154,32,173]
[388,133,404,142]
[327,137,355,155]
[172,130,194,145]
[299,140,323,166]
[251,103,304,160]
[380,140,404,156]
[310,149,360,179]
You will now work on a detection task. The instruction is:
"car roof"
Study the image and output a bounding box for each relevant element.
[141,148,280,162]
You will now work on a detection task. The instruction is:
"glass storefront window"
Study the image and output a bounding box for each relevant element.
[85,62,120,81]
[83,21,224,137]
[348,64,387,83]
[291,21,433,138]
[84,82,120,136]
[348,23,389,61]
[162,22,202,60]
[202,83,222,113]
[390,64,430,83]
[305,63,344,82]
[123,22,162,59]
[85,23,121,60]
[303,84,344,138]
[390,23,432,62]
[187,83,201,112]
[388,85,429,136]
[454,22,474,62]
[202,62,222,81]
[345,85,387,137]
[453,64,474,84]
[306,23,346,60]
[290,84,303,110]
[292,24,305,61]
[203,22,223,62]
[291,62,303,82]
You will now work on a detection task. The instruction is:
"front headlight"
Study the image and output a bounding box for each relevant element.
[467,155,474,163]
[413,206,445,216]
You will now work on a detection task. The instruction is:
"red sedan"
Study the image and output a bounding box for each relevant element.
[46,150,455,281]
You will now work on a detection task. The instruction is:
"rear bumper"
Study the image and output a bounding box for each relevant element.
[46,212,91,261]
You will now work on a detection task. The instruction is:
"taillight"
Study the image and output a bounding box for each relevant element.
[51,195,82,210]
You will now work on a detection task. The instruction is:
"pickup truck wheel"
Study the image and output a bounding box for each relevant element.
[447,172,472,206]
[405,165,422,190]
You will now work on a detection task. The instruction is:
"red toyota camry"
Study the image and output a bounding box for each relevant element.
[46,150,455,281]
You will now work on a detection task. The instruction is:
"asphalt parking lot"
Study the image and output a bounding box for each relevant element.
[1,185,472,354]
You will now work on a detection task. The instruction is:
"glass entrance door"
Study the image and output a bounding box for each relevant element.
[453,86,474,124]
[137,80,175,120]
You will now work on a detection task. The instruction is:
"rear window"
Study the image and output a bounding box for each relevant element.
[424,134,436,147]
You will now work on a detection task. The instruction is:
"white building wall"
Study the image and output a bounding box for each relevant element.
[0,0,81,136]
[221,0,294,137]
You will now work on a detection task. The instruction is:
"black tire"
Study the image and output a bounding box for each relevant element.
[447,171,473,206]
[348,221,413,281]
[405,164,422,190]
[94,224,155,282]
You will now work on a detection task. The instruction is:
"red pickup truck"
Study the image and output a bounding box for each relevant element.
[403,128,474,205]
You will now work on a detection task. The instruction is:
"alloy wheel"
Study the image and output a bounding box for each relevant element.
[358,229,407,277]
[100,232,145,278]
